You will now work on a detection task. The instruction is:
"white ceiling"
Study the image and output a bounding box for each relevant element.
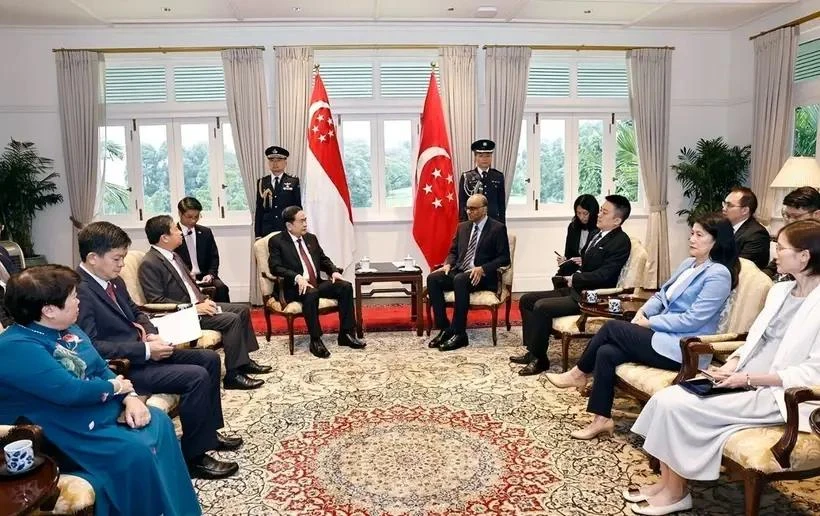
[0,0,797,29]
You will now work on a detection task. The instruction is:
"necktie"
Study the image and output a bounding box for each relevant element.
[172,253,205,302]
[585,232,604,255]
[106,282,147,340]
[296,238,318,285]
[461,224,480,271]
[185,230,200,274]
[274,176,281,190]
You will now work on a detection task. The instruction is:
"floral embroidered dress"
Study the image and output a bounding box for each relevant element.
[0,323,200,516]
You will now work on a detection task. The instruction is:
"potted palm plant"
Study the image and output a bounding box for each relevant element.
[673,137,751,225]
[0,139,63,262]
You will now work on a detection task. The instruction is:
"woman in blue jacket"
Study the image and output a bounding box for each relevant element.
[0,265,201,515]
[546,213,739,440]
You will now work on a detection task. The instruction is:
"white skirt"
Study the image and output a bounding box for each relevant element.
[631,385,783,480]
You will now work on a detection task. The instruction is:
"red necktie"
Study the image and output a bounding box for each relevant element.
[296,238,318,285]
[106,282,147,341]
[172,253,205,302]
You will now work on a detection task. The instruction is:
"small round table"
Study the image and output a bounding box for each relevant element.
[0,456,60,516]
[576,298,644,332]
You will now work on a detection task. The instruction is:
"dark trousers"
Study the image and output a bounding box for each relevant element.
[426,269,495,334]
[577,320,680,418]
[128,348,223,461]
[197,274,230,303]
[295,279,356,339]
[199,302,259,373]
[520,289,580,361]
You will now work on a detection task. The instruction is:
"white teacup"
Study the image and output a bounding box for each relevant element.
[359,257,371,271]
[403,256,416,270]
[585,291,598,304]
[608,298,622,313]
[4,439,34,474]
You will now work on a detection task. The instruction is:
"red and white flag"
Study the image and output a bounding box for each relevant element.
[304,74,355,269]
[412,73,458,267]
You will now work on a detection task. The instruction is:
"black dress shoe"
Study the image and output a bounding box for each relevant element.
[518,359,549,376]
[239,359,272,375]
[439,333,469,352]
[216,433,243,451]
[338,333,366,349]
[427,330,450,348]
[310,338,331,358]
[223,373,264,390]
[509,351,533,364]
[187,454,239,479]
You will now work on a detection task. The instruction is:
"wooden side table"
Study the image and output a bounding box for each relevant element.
[0,455,60,516]
[576,298,644,332]
[810,407,820,436]
[354,262,424,337]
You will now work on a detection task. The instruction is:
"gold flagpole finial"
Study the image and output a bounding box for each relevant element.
[430,61,438,70]
[313,64,320,72]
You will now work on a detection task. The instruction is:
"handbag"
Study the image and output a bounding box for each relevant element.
[679,378,752,398]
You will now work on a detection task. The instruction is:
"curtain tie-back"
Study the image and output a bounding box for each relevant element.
[649,203,668,213]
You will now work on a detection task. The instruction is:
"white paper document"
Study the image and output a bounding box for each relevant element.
[149,307,203,345]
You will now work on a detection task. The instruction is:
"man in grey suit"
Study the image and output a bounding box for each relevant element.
[138,215,269,390]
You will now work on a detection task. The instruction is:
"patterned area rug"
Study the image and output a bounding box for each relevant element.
[196,329,820,515]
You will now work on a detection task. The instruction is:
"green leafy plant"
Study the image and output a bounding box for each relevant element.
[0,139,63,256]
[672,137,750,225]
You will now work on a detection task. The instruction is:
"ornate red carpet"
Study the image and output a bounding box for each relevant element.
[250,303,522,335]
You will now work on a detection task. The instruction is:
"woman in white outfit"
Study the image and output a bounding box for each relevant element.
[627,219,820,515]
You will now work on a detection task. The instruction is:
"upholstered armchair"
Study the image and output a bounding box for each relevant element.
[614,257,773,402]
[252,232,340,354]
[0,239,25,270]
[551,237,650,371]
[423,234,517,346]
[120,250,222,350]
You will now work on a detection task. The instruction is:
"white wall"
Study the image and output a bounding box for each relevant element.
[0,22,734,301]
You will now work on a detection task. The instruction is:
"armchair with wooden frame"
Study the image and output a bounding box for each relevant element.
[550,237,650,371]
[252,232,340,355]
[423,233,517,346]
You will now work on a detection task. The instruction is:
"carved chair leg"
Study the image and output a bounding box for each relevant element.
[743,472,765,516]
[287,317,295,355]
[505,295,512,331]
[425,298,432,336]
[264,307,273,343]
[562,334,571,372]
[491,308,498,346]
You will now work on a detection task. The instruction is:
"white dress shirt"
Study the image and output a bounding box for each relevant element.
[80,263,151,360]
[182,226,201,275]
[289,232,313,284]
[466,215,488,269]
[733,218,749,234]
[151,245,201,303]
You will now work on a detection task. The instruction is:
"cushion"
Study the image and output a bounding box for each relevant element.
[196,329,222,349]
[37,474,96,514]
[266,297,339,314]
[145,393,180,414]
[553,315,607,335]
[723,426,820,474]
[253,232,280,297]
[615,363,679,397]
[501,234,517,287]
[442,290,501,306]
[121,250,148,306]
[616,238,648,289]
[718,258,773,334]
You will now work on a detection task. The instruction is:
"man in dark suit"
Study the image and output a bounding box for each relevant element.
[255,146,302,239]
[458,139,506,224]
[512,195,632,376]
[175,196,230,302]
[138,215,270,390]
[722,187,770,269]
[267,206,365,358]
[427,194,511,352]
[74,221,241,479]
[763,186,820,279]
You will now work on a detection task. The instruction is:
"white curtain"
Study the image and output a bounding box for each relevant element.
[55,50,106,266]
[750,27,799,225]
[485,46,531,203]
[222,47,271,305]
[628,48,673,288]
[274,47,314,182]
[439,46,477,185]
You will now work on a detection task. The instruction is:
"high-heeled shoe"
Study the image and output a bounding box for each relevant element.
[570,419,615,440]
[545,372,586,389]
[631,493,692,515]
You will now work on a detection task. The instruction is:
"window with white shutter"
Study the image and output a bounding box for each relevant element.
[796,39,820,83]
[527,65,571,98]
[173,65,226,102]
[320,64,374,99]
[105,66,167,103]
[380,63,438,98]
[577,63,628,98]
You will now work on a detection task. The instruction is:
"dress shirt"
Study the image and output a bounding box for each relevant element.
[80,263,151,360]
[732,218,749,234]
[289,232,313,284]
[182,226,201,275]
[150,245,201,303]
[467,215,489,269]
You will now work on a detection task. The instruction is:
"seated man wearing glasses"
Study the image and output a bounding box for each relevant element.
[763,186,820,279]
[721,187,770,269]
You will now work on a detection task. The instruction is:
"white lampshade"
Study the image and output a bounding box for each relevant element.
[770,156,820,188]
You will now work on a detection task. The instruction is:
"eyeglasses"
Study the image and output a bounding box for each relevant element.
[781,209,810,222]
[721,201,741,209]
[775,244,804,252]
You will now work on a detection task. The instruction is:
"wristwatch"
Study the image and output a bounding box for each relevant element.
[745,373,753,389]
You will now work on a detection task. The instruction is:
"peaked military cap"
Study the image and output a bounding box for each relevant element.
[265,146,290,158]
[471,139,495,153]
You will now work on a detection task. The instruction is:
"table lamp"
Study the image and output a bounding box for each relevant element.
[770,156,820,188]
